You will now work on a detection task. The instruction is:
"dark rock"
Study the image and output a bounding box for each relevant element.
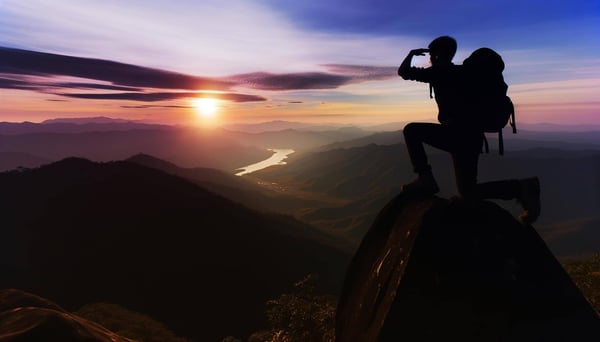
[0,289,133,342]
[336,196,600,341]
[0,288,65,313]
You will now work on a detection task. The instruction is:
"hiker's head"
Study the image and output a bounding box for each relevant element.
[428,36,457,65]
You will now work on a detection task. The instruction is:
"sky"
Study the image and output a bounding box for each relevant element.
[0,0,599,127]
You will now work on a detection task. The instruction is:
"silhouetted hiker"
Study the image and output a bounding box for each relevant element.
[398,36,540,223]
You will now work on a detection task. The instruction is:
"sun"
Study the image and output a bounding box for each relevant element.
[193,98,218,118]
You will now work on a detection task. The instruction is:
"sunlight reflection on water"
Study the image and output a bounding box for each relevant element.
[235,149,295,176]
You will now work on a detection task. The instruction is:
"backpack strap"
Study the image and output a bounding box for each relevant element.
[482,135,490,154]
[507,96,517,134]
[498,129,504,155]
[510,107,517,133]
[501,97,516,156]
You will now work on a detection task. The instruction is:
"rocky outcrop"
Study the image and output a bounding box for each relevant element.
[336,196,600,341]
[0,289,133,342]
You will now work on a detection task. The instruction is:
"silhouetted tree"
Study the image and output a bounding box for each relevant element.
[249,274,336,342]
[563,253,600,312]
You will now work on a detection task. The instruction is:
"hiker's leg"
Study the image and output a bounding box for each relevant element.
[476,179,520,200]
[403,122,436,174]
[402,123,447,195]
[403,124,482,196]
[476,178,541,223]
[403,122,461,173]
[445,129,484,197]
[453,153,479,198]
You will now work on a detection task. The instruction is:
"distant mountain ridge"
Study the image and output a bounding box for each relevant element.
[224,120,368,134]
[0,126,271,171]
[0,120,372,172]
[315,129,600,152]
[0,119,171,135]
[41,116,140,124]
[0,151,51,172]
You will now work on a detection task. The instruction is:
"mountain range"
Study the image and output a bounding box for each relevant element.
[2,117,597,259]
[0,157,350,341]
[0,119,371,172]
[249,141,600,259]
[1,117,599,339]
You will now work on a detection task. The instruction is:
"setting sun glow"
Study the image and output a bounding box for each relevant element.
[193,98,218,118]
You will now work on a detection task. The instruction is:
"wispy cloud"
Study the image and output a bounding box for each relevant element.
[51,82,142,91]
[0,47,270,103]
[323,64,398,81]
[225,65,396,91]
[57,91,266,103]
[226,72,351,90]
[0,77,40,90]
[121,105,191,109]
[0,47,231,90]
[1,46,400,103]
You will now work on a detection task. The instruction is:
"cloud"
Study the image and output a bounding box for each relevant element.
[51,82,143,91]
[323,64,398,81]
[218,93,268,102]
[226,65,397,91]
[226,72,351,90]
[0,75,141,92]
[56,91,266,103]
[0,77,41,90]
[1,46,401,98]
[121,105,191,109]
[0,46,269,104]
[0,47,232,90]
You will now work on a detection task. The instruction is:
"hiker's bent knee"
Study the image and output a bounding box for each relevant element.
[403,122,419,138]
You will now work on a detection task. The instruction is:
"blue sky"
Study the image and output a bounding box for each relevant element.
[0,0,598,126]
[267,0,597,35]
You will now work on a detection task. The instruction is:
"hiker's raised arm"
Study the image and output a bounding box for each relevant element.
[398,48,429,79]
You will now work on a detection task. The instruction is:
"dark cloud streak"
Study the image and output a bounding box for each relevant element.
[322,64,397,81]
[57,91,266,103]
[226,65,396,91]
[0,47,232,90]
[227,72,352,90]
[121,105,191,109]
[51,82,143,91]
[0,76,42,90]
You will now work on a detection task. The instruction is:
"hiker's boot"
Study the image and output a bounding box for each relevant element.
[401,172,440,198]
[518,177,541,224]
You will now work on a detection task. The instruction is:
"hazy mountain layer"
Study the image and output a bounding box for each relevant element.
[0,120,371,172]
[250,143,600,259]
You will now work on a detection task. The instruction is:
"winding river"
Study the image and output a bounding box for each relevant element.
[235,148,295,176]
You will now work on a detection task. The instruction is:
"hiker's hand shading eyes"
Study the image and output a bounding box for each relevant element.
[411,48,430,56]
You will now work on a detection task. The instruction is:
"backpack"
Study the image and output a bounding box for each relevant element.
[463,48,516,155]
